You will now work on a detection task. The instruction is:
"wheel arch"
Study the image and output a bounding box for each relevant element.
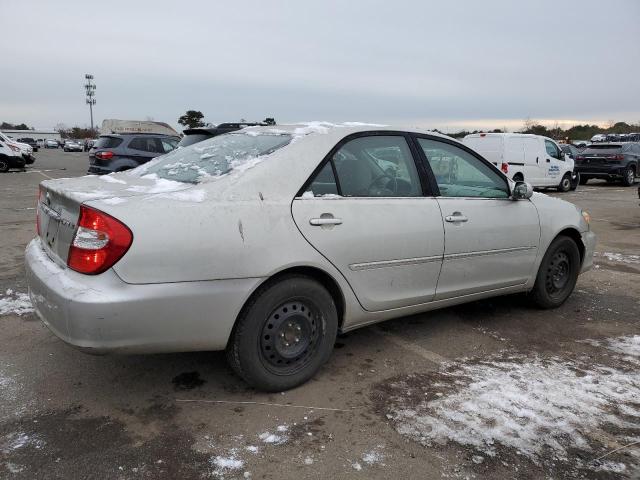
[226,265,347,349]
[555,227,585,264]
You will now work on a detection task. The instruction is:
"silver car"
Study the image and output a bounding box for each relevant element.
[26,124,596,391]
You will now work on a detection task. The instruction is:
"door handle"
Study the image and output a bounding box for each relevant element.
[310,217,342,226]
[445,213,468,223]
[536,157,539,164]
[546,158,551,163]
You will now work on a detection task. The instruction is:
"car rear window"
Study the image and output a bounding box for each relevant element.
[178,133,213,147]
[584,145,622,154]
[143,133,292,183]
[94,136,124,149]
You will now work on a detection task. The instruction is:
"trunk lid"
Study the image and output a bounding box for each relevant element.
[38,173,192,265]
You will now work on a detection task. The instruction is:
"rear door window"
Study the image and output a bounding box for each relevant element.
[94,136,123,149]
[305,163,339,196]
[129,137,163,153]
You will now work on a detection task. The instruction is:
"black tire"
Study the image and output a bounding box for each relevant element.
[622,165,636,187]
[557,173,572,192]
[0,157,9,172]
[513,173,524,182]
[570,172,579,191]
[579,176,589,185]
[226,275,338,391]
[529,236,580,309]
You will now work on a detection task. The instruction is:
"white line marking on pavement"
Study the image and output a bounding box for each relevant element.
[374,328,446,365]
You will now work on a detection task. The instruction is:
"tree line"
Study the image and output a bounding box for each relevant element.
[446,120,640,141]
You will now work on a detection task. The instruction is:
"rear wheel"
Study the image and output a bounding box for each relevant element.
[622,165,636,186]
[557,173,572,192]
[513,173,524,182]
[529,236,580,309]
[226,275,338,391]
[0,158,9,172]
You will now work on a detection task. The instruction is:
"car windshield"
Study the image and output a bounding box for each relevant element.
[144,133,292,183]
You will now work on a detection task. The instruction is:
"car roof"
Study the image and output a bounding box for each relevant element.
[236,122,455,142]
[99,133,179,138]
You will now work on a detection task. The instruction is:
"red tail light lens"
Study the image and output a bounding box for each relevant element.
[67,205,133,275]
[501,162,509,174]
[614,154,624,161]
[96,151,114,160]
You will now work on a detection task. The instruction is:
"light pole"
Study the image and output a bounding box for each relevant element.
[84,74,96,132]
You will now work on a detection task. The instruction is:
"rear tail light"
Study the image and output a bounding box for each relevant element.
[501,162,509,174]
[95,151,114,160]
[612,154,624,161]
[575,155,584,161]
[67,205,133,275]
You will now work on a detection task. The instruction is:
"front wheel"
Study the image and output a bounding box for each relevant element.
[557,173,572,192]
[622,166,636,186]
[226,275,338,391]
[529,236,580,309]
[570,172,579,191]
[0,158,9,172]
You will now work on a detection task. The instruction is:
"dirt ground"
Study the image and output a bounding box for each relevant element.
[1,149,639,479]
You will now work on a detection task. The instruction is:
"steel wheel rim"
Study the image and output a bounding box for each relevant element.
[260,299,321,375]
[562,178,570,189]
[0,160,7,170]
[627,169,634,183]
[546,251,571,294]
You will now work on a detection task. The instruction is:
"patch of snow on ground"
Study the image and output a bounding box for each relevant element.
[383,343,640,470]
[0,290,34,316]
[362,447,385,466]
[596,251,640,264]
[211,454,244,475]
[258,431,287,445]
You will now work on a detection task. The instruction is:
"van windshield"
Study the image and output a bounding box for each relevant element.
[143,133,292,183]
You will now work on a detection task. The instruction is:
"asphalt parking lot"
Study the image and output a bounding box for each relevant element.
[1,149,639,479]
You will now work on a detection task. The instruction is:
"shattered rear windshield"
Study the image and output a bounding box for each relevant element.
[144,133,292,183]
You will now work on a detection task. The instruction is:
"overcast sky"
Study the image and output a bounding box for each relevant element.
[1,0,639,132]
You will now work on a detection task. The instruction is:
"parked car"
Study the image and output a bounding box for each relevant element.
[178,122,269,147]
[0,132,34,164]
[88,133,179,174]
[575,143,639,186]
[0,138,26,172]
[463,133,578,191]
[26,125,596,391]
[45,139,59,148]
[63,140,83,152]
[590,134,607,143]
[17,137,39,152]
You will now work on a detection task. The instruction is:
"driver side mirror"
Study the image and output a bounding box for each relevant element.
[512,181,533,200]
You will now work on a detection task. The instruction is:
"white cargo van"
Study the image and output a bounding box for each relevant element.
[463,133,578,191]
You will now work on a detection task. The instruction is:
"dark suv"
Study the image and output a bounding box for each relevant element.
[576,143,640,186]
[178,122,270,147]
[88,134,179,174]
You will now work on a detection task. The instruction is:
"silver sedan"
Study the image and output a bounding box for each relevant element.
[26,124,596,390]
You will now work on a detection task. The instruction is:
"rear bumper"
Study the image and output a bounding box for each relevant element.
[575,165,626,177]
[88,165,112,175]
[25,238,263,354]
[580,230,597,273]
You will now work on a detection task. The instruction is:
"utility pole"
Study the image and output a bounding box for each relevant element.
[84,74,96,132]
